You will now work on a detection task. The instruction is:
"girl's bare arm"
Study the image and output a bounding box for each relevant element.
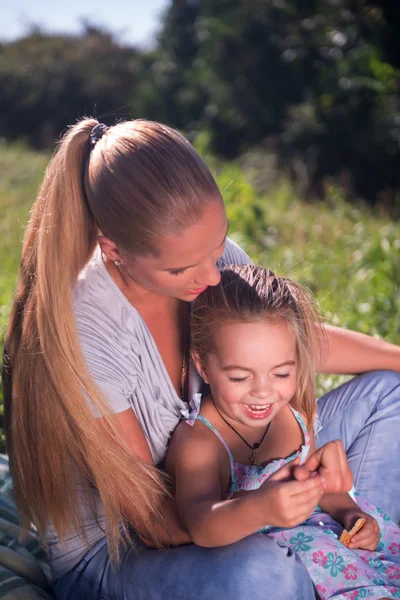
[167,421,325,547]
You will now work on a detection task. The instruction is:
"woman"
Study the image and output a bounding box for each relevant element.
[3,118,400,600]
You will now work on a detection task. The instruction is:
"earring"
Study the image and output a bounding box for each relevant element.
[115,260,121,268]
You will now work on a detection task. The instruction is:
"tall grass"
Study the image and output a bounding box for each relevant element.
[0,140,399,451]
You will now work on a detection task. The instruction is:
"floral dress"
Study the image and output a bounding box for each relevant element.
[182,394,400,599]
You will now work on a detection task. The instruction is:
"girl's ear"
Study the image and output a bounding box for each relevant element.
[191,351,209,384]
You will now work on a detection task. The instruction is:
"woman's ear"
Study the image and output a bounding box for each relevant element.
[97,235,123,263]
[191,352,209,384]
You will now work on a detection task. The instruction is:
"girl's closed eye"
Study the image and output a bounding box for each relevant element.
[274,373,290,379]
[228,376,249,383]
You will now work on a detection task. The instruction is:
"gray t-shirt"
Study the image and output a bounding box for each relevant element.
[45,238,251,581]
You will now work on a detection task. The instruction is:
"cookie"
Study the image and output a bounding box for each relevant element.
[339,529,351,547]
[339,517,366,547]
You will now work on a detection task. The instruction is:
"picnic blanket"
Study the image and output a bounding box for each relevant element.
[0,455,54,599]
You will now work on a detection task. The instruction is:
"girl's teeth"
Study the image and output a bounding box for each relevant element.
[248,404,270,411]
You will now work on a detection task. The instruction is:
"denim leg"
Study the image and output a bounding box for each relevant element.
[54,534,315,600]
[316,370,400,522]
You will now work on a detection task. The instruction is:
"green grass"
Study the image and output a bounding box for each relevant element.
[0,141,399,451]
[0,142,49,449]
[0,142,48,308]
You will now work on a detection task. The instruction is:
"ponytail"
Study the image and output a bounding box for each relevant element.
[4,119,168,559]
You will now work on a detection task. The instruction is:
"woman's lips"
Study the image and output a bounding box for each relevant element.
[241,403,274,420]
[184,286,208,295]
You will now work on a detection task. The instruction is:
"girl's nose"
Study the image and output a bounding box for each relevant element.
[250,381,273,399]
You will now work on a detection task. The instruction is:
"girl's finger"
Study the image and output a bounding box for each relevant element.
[288,475,325,498]
[349,532,379,550]
[292,464,313,482]
[288,484,325,509]
[349,539,378,551]
[303,448,323,473]
[312,441,353,493]
[274,473,323,496]
[269,458,300,482]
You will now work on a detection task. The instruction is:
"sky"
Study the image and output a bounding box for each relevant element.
[0,0,169,48]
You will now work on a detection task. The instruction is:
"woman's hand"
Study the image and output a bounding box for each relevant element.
[343,510,380,551]
[293,440,353,494]
[256,459,325,529]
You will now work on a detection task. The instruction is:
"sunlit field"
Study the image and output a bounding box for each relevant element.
[1,141,399,450]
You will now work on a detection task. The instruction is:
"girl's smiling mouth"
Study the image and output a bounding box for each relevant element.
[241,403,274,420]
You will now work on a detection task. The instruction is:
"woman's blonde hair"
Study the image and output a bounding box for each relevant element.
[191,265,326,426]
[3,118,222,559]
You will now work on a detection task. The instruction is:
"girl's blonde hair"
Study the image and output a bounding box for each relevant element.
[191,265,326,426]
[3,118,222,559]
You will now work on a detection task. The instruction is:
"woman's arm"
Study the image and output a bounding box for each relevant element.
[98,408,191,546]
[318,324,400,374]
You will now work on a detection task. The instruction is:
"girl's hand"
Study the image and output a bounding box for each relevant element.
[294,440,353,494]
[256,459,325,528]
[343,510,380,551]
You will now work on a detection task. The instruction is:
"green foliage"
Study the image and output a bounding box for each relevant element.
[154,0,400,208]
[0,25,140,147]
[0,142,49,450]
[1,142,399,454]
[197,140,400,396]
[2,2,400,206]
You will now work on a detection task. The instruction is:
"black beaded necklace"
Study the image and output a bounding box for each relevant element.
[211,397,271,466]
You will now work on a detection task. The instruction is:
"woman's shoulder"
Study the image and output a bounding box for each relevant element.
[72,251,143,402]
[73,248,138,347]
[74,248,121,311]
[219,237,253,267]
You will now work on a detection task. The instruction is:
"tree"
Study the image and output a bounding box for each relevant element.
[0,25,140,147]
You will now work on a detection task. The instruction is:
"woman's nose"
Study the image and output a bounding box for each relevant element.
[195,260,221,287]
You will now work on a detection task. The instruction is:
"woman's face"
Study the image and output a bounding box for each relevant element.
[122,201,229,301]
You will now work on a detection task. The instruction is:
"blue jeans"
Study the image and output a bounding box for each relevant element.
[316,370,400,523]
[54,370,400,600]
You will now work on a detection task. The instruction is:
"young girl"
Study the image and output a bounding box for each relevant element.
[167,265,400,600]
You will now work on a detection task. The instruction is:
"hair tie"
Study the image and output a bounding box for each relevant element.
[90,123,109,146]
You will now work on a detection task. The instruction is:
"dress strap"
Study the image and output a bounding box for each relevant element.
[195,416,236,466]
[288,405,311,461]
[289,405,308,436]
[180,394,237,488]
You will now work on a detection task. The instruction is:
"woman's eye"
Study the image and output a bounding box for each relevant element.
[229,377,248,383]
[170,269,187,276]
